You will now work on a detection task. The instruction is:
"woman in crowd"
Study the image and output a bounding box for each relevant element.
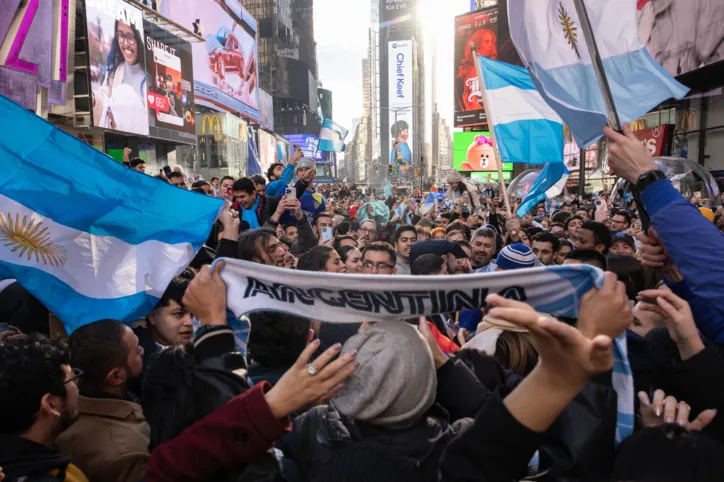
[297,246,346,273]
[338,245,363,273]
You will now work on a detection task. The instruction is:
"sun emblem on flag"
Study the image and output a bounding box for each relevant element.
[559,3,581,60]
[0,213,67,267]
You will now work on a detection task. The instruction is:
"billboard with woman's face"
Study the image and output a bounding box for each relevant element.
[86,0,149,136]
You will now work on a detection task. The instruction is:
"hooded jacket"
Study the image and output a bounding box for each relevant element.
[445,179,482,214]
[0,435,88,482]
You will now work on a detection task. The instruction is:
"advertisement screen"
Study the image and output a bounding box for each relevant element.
[258,129,276,174]
[379,0,416,25]
[454,6,521,127]
[258,89,274,132]
[276,135,290,164]
[388,40,413,167]
[162,0,259,121]
[86,0,149,136]
[453,131,514,172]
[638,0,724,78]
[284,134,323,161]
[143,21,196,142]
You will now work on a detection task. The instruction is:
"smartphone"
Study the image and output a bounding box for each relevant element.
[162,166,172,177]
[321,227,333,243]
[285,187,295,201]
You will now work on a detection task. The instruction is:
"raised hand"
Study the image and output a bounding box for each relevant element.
[487,295,613,390]
[638,390,716,430]
[577,272,633,340]
[182,261,227,326]
[636,288,704,360]
[417,317,449,369]
[264,339,359,418]
[603,123,660,183]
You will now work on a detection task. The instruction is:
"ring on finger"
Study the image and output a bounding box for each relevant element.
[307,363,319,376]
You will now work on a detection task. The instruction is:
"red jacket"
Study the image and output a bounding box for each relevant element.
[146,383,290,482]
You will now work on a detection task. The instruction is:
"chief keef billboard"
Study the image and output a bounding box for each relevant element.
[388,40,413,167]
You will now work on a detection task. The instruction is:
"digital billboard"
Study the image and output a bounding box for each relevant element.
[638,0,724,78]
[453,131,514,172]
[258,129,276,174]
[380,0,416,25]
[86,0,149,136]
[162,0,259,121]
[283,134,323,161]
[470,171,511,182]
[454,6,521,127]
[258,89,274,132]
[143,21,196,143]
[388,40,413,166]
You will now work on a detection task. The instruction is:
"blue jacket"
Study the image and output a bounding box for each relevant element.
[266,163,294,195]
[642,179,724,343]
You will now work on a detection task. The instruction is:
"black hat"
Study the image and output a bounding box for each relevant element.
[409,240,468,267]
[611,232,635,249]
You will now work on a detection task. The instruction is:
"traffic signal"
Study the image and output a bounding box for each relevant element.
[414,168,420,176]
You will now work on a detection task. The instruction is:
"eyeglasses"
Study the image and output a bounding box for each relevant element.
[359,227,377,234]
[117,32,136,45]
[65,368,84,386]
[362,261,394,271]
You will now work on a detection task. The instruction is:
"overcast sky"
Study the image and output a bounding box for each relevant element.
[314,0,470,148]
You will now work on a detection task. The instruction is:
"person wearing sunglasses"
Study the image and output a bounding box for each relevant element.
[0,334,86,481]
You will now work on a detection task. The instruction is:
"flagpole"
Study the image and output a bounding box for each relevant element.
[471,43,513,219]
[571,0,621,131]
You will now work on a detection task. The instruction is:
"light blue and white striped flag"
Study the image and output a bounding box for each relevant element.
[516,163,570,218]
[0,95,224,333]
[318,118,348,153]
[479,56,564,165]
[508,0,689,148]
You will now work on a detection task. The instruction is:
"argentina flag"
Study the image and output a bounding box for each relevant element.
[516,163,570,218]
[479,56,564,165]
[318,118,348,153]
[508,0,689,148]
[0,96,223,333]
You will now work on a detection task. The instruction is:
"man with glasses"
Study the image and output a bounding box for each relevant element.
[357,219,378,250]
[360,242,397,275]
[0,334,86,481]
[56,320,147,482]
[610,210,632,234]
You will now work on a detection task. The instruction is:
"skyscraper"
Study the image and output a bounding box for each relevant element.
[241,0,320,135]
[377,0,425,186]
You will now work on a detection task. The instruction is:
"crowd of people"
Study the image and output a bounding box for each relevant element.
[2,124,724,481]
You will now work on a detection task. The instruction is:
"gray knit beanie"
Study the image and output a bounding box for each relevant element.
[295,157,316,174]
[447,170,463,184]
[331,321,436,428]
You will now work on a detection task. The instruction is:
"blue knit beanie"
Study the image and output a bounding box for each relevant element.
[496,243,539,270]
